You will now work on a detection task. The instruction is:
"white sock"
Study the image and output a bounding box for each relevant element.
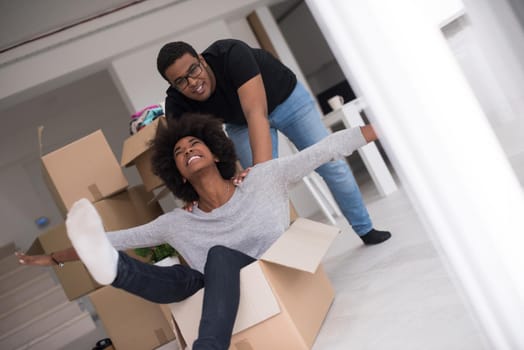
[66,198,118,285]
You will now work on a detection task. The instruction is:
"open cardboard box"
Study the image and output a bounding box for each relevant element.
[39,128,128,215]
[170,218,340,349]
[121,116,166,192]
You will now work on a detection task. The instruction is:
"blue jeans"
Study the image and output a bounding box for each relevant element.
[226,81,372,235]
[112,247,255,350]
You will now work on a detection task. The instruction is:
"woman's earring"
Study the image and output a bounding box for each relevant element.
[182,177,187,183]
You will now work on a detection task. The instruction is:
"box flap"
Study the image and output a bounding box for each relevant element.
[170,262,280,348]
[260,218,340,273]
[27,238,44,255]
[232,262,280,334]
[121,116,165,167]
[134,150,164,191]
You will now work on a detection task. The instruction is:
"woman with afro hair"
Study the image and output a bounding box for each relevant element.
[17,113,378,350]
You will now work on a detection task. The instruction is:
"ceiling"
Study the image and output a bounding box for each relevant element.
[0,0,155,52]
[0,0,301,54]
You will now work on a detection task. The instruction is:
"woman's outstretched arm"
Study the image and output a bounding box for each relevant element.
[272,125,379,185]
[16,246,79,267]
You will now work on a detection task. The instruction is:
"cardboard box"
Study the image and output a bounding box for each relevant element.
[170,218,340,349]
[93,184,164,230]
[27,223,98,301]
[89,286,176,350]
[41,129,128,215]
[121,116,166,192]
[28,185,164,300]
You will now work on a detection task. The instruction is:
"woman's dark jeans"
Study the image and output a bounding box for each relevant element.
[112,245,255,350]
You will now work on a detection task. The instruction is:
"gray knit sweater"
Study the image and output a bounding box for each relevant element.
[107,127,367,273]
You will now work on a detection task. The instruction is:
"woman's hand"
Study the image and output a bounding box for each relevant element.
[232,167,252,186]
[15,251,55,267]
[360,125,378,143]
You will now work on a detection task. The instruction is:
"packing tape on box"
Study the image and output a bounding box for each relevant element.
[232,339,254,350]
[155,328,168,345]
[88,184,103,202]
[37,126,44,157]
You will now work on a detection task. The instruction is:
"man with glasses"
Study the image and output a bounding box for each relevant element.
[156,38,391,245]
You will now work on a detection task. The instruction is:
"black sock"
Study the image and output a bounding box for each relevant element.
[360,229,392,245]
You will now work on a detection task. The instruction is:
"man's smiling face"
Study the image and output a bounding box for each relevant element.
[164,53,216,101]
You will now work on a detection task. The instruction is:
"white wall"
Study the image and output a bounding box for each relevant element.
[275,2,343,95]
[0,71,135,250]
[274,0,466,96]
[441,1,524,183]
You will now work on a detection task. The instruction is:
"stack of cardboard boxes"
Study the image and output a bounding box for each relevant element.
[29,117,175,350]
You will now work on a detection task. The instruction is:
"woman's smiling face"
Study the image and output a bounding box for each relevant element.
[173,136,218,179]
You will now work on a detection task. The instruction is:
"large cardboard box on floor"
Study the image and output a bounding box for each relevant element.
[40,129,128,215]
[27,185,164,300]
[170,218,340,349]
[121,116,166,192]
[89,286,176,350]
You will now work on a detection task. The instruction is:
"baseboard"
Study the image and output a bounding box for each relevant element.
[0,242,16,260]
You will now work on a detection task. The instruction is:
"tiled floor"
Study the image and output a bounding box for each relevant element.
[312,183,491,349]
[63,176,492,350]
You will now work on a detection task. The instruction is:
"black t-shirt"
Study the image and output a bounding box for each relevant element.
[164,39,297,125]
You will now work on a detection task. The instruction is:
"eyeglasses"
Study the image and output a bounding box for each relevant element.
[172,62,203,91]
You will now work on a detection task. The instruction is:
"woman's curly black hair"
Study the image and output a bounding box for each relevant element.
[151,113,237,203]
